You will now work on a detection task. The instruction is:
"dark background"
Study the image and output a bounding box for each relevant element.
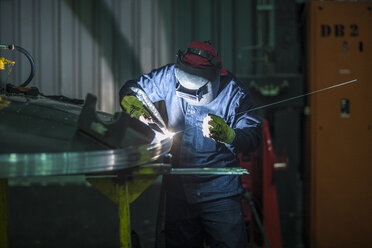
[1,0,309,247]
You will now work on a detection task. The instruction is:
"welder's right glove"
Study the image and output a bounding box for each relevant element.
[202,113,236,144]
[120,95,152,120]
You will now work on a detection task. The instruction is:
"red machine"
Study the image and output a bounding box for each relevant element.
[240,119,288,248]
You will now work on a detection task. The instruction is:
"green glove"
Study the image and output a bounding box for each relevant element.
[120,95,151,120]
[204,113,236,144]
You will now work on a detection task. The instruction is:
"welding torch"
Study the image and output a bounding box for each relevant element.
[127,87,176,140]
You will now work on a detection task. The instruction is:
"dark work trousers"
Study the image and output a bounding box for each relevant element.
[164,192,248,248]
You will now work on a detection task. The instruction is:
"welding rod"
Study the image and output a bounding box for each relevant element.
[235,79,358,116]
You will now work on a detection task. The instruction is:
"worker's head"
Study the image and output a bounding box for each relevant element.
[174,41,227,106]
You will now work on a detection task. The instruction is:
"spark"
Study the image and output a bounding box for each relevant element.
[153,128,176,142]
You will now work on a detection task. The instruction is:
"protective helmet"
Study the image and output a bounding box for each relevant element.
[174,41,227,106]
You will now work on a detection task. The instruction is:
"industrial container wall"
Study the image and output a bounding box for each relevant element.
[0,0,255,114]
[307,2,372,247]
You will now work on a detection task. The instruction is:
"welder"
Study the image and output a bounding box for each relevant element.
[119,41,261,247]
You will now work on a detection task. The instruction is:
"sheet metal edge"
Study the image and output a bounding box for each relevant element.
[0,138,172,179]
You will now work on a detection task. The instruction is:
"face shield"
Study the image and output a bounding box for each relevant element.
[174,67,220,106]
[174,49,221,106]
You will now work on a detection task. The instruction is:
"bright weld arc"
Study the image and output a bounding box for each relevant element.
[153,128,176,142]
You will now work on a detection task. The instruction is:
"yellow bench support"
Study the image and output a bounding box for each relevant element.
[0,179,8,248]
[87,167,160,248]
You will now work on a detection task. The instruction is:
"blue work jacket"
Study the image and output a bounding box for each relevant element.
[120,64,261,203]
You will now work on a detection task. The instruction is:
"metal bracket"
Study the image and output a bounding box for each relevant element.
[77,93,131,148]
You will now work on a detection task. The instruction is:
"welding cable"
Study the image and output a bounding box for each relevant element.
[15,45,36,87]
[243,190,270,248]
[0,44,35,87]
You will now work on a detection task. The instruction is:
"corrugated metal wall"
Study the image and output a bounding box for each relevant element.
[0,0,256,113]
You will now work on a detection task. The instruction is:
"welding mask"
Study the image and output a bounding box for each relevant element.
[174,48,222,106]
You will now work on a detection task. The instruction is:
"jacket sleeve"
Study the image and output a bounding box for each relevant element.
[119,64,174,104]
[226,92,262,154]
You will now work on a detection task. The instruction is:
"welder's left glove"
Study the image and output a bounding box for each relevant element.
[120,95,152,121]
[202,113,236,144]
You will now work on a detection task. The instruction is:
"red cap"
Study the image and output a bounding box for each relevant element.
[182,41,228,76]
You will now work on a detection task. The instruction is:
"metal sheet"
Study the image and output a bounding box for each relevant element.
[0,94,155,153]
[0,93,173,178]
